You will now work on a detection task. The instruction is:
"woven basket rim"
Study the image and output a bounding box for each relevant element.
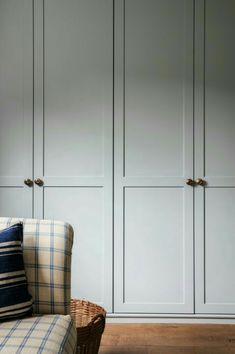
[70,298,106,329]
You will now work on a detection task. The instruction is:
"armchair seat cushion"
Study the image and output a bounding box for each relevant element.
[0,314,77,353]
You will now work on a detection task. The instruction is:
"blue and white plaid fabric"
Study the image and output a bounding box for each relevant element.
[0,218,74,315]
[0,314,77,353]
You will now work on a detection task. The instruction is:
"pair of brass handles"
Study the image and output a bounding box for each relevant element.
[24,178,43,187]
[27,177,203,187]
[186,178,205,186]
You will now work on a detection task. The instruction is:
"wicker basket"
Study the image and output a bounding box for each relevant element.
[70,299,106,354]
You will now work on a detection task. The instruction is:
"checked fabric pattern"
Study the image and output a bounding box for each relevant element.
[0,218,74,315]
[0,314,77,353]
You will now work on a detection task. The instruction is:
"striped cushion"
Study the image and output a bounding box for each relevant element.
[0,223,33,321]
[0,314,77,353]
[0,218,74,315]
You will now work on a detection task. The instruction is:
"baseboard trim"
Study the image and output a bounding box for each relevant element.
[106,313,235,324]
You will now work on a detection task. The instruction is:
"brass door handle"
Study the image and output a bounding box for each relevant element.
[195,178,205,186]
[186,178,195,186]
[24,178,33,187]
[34,178,44,186]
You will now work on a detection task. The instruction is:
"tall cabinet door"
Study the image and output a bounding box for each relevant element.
[33,0,113,311]
[195,0,235,314]
[0,0,33,218]
[114,0,194,313]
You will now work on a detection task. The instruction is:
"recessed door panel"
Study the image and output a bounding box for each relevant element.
[0,0,33,217]
[204,0,235,177]
[43,187,107,306]
[124,0,187,177]
[205,188,235,306]
[0,188,31,218]
[124,188,184,305]
[43,0,112,178]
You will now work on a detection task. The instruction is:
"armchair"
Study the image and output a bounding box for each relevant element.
[0,217,77,353]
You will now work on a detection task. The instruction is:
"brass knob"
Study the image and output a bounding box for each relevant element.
[24,178,33,187]
[186,178,195,186]
[195,178,205,186]
[34,178,44,186]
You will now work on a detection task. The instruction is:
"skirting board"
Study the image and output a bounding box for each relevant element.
[106,314,235,324]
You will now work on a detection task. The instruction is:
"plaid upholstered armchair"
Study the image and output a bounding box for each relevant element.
[0,217,77,353]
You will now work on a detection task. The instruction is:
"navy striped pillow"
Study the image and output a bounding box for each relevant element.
[0,223,33,321]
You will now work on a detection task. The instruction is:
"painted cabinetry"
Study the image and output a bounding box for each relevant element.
[0,0,234,316]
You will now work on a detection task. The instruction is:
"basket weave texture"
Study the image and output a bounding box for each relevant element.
[70,299,106,354]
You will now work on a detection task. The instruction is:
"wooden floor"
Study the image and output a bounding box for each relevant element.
[99,324,235,354]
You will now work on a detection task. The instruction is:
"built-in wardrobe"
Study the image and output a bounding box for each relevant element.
[0,0,235,319]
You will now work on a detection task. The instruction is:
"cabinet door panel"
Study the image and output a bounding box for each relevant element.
[43,0,110,178]
[0,0,33,217]
[114,0,194,313]
[205,189,235,306]
[0,188,31,218]
[195,0,235,313]
[125,0,185,177]
[34,0,113,311]
[44,187,107,305]
[204,0,235,177]
[124,188,184,306]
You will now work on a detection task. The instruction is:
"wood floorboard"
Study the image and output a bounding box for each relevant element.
[99,324,235,354]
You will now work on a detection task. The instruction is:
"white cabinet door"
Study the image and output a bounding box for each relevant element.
[114,0,194,313]
[195,0,235,314]
[0,0,33,218]
[33,0,113,311]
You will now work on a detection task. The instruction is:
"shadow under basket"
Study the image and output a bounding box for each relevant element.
[70,299,106,354]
